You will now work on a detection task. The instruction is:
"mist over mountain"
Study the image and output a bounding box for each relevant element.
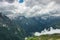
[0,0,60,38]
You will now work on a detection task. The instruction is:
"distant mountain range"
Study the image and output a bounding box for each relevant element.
[10,14,60,36]
[0,12,60,37]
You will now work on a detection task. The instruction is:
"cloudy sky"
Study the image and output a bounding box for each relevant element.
[0,0,60,19]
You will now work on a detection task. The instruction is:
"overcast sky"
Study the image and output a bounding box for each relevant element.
[0,0,60,19]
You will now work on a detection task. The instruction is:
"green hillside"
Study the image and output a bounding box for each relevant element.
[26,34,60,40]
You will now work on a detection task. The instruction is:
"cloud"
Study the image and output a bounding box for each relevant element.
[0,0,60,19]
[34,27,60,36]
[0,0,3,2]
[25,0,51,7]
[5,0,15,3]
[53,0,60,4]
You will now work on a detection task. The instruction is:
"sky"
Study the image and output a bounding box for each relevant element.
[19,0,24,3]
[0,0,60,19]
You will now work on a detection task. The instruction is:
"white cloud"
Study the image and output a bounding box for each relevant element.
[5,0,15,3]
[0,0,60,19]
[34,27,60,36]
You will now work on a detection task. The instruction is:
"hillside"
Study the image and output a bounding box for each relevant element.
[0,12,25,40]
[26,34,60,40]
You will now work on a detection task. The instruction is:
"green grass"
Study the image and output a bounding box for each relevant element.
[26,34,60,40]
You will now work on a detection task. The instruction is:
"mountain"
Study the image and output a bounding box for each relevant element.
[0,12,25,40]
[26,33,60,40]
[12,15,60,36]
